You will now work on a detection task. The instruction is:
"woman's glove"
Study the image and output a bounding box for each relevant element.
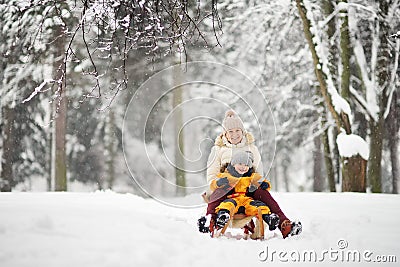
[248,184,258,193]
[259,180,271,190]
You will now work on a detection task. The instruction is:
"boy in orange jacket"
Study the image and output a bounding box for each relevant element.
[208,151,279,230]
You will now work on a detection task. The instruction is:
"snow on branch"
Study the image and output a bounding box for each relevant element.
[22,79,54,103]
[390,31,400,38]
[349,85,374,119]
[319,1,348,28]
[336,132,369,160]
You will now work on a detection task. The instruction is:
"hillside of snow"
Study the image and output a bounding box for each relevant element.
[0,191,399,267]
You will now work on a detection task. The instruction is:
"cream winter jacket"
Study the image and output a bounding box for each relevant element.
[206,132,263,184]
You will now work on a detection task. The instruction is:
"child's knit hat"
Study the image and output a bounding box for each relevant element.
[231,151,254,167]
[222,110,245,132]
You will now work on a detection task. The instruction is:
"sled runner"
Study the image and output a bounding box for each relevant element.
[211,207,265,240]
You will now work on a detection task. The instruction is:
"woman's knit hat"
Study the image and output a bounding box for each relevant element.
[231,151,254,167]
[222,110,245,132]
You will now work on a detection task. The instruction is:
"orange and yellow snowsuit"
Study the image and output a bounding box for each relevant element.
[210,171,272,217]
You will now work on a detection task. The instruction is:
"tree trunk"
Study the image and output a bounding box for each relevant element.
[54,94,67,191]
[337,0,367,192]
[173,63,186,196]
[339,0,350,99]
[341,155,367,192]
[105,109,117,189]
[313,134,324,192]
[282,159,290,192]
[367,0,390,193]
[322,0,338,88]
[368,120,383,193]
[332,127,341,184]
[386,91,398,194]
[322,126,336,192]
[0,106,15,191]
[47,101,53,191]
[54,25,67,192]
[318,82,336,192]
[271,162,279,191]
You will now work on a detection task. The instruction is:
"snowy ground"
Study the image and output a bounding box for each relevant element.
[0,191,399,267]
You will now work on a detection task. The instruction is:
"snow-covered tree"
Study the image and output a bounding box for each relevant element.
[295,0,399,192]
[347,0,400,192]
[0,1,53,191]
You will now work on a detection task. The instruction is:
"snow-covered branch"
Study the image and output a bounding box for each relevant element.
[390,31,400,38]
[349,85,374,119]
[22,79,55,103]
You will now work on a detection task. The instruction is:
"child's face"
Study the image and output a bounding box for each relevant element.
[234,163,250,174]
[226,128,243,145]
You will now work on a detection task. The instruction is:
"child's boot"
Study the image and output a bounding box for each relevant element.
[197,215,212,233]
[215,209,230,229]
[281,219,302,238]
[262,213,280,231]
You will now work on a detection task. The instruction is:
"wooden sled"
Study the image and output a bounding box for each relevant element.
[211,207,265,240]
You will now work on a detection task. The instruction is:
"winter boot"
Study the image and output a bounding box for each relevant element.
[281,219,302,238]
[290,220,302,236]
[197,215,211,233]
[215,209,230,229]
[262,213,280,231]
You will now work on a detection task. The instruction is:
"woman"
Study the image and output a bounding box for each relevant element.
[206,110,263,183]
[199,110,301,238]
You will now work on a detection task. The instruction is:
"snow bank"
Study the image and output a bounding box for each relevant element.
[337,132,370,160]
[0,191,398,267]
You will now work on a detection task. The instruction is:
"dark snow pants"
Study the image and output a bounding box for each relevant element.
[252,188,289,229]
[206,188,289,229]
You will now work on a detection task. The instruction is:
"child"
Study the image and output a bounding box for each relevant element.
[200,151,280,232]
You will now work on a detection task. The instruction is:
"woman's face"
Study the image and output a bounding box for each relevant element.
[234,163,250,174]
[225,128,243,145]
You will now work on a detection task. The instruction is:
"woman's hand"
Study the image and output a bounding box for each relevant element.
[216,177,229,187]
[248,184,258,192]
[259,180,271,190]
